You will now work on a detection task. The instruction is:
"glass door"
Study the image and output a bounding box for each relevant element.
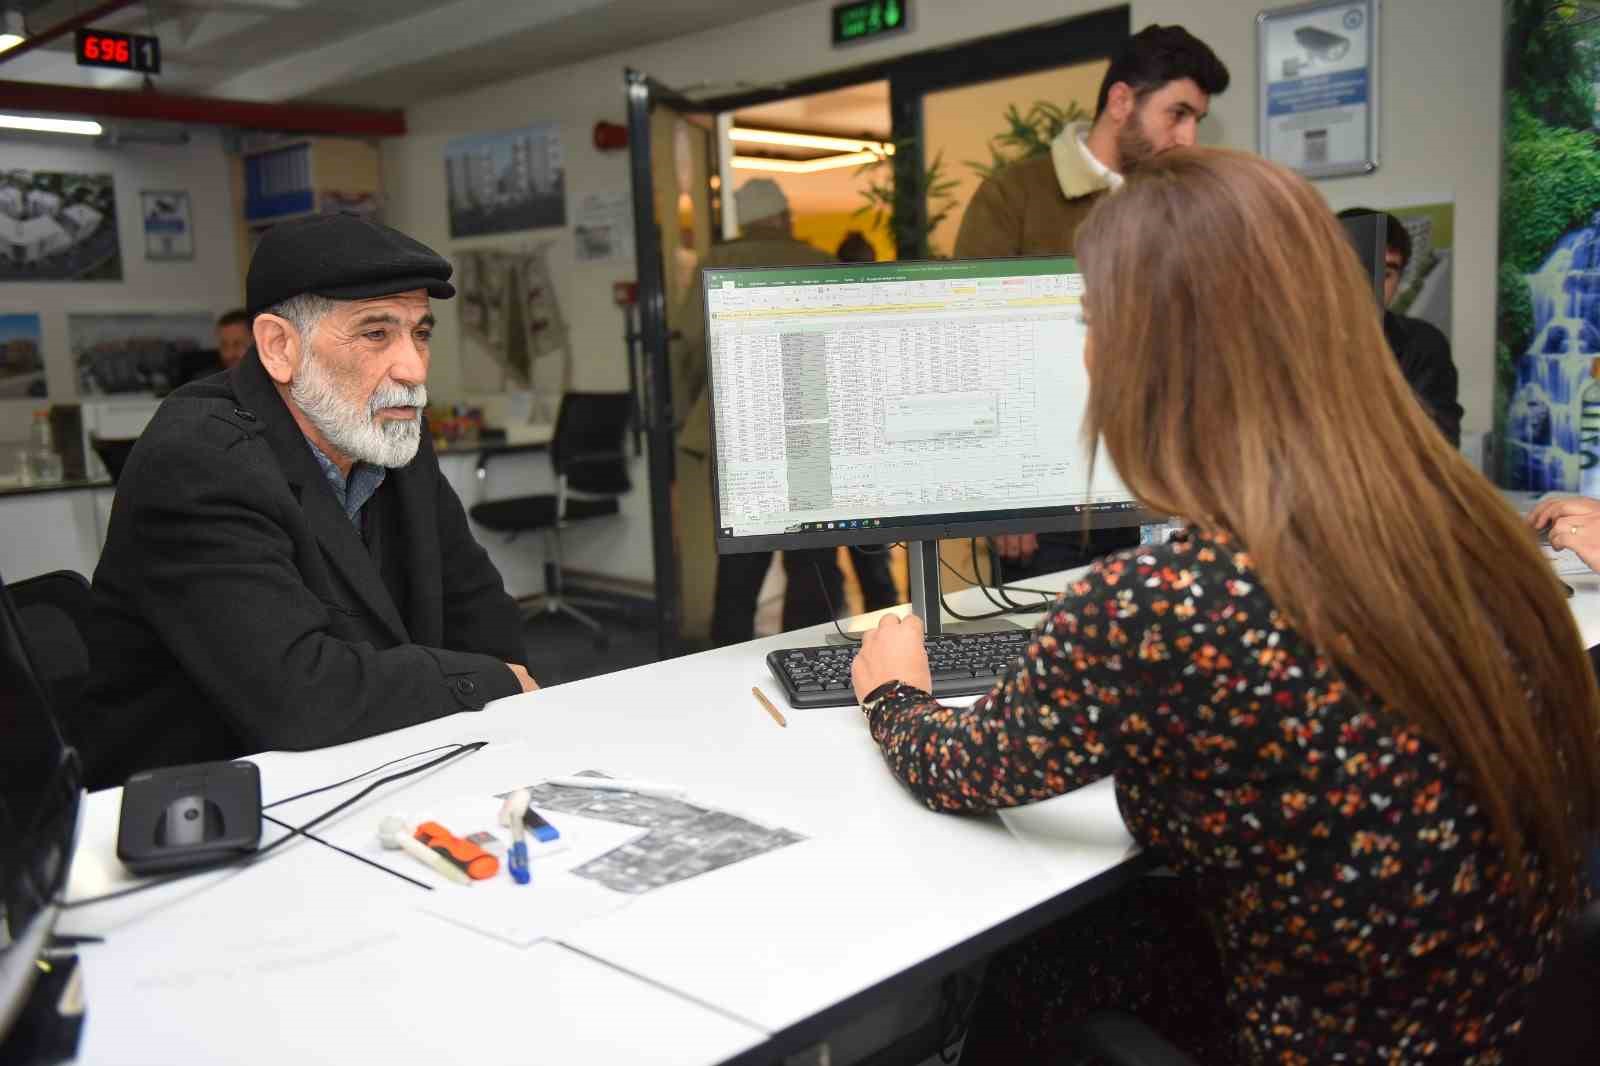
[626,71,717,656]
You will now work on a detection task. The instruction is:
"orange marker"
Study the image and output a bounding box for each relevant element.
[414,821,500,881]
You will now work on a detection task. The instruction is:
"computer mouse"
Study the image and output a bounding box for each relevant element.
[159,794,218,847]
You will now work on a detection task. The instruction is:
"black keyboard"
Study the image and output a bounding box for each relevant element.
[766,628,1035,708]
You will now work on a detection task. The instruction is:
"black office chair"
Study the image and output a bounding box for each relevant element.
[468,392,633,647]
[1056,899,1600,1066]
[89,435,137,483]
[7,571,93,736]
[0,566,84,1056]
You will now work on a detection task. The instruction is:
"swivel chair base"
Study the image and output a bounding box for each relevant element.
[519,532,608,650]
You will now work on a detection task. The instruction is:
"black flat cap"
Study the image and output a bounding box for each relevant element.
[246,213,455,316]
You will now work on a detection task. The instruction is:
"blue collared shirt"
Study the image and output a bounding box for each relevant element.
[303,438,386,526]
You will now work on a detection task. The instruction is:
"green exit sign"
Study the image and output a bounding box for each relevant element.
[832,0,910,46]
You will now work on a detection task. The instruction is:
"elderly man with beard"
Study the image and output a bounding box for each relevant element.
[952,23,1229,584]
[78,215,536,787]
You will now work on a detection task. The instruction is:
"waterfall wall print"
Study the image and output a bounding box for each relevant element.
[1498,0,1600,491]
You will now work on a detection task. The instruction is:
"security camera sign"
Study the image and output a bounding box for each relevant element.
[1257,0,1378,178]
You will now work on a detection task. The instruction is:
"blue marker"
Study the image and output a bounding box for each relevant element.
[498,789,532,885]
[522,806,560,844]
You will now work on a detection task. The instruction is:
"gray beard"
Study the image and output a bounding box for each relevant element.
[290,346,427,468]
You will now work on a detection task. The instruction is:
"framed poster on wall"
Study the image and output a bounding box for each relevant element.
[1257,0,1379,178]
[140,190,193,260]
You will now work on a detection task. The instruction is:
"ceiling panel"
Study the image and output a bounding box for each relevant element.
[0,0,819,110]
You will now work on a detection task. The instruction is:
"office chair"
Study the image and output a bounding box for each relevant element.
[1055,899,1600,1066]
[7,571,93,737]
[468,392,633,648]
[89,435,137,483]
[0,566,84,1057]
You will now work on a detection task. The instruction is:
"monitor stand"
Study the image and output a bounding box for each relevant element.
[823,539,1026,644]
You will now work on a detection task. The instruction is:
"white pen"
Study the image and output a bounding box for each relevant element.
[377,816,471,886]
[498,790,531,885]
[543,775,687,800]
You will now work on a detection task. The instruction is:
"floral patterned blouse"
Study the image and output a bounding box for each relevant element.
[864,528,1582,1065]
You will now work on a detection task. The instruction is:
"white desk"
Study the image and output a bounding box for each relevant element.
[57,572,1141,1065]
[1568,579,1600,647]
[59,758,769,1066]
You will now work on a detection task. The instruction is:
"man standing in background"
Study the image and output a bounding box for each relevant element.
[673,179,835,645]
[215,308,251,370]
[1337,207,1463,446]
[952,24,1230,581]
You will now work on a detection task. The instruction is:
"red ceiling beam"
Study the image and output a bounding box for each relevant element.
[0,80,407,136]
[0,0,143,66]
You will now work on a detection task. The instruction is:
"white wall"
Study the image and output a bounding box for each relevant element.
[383,0,1503,588]
[387,0,1502,432]
[0,129,242,445]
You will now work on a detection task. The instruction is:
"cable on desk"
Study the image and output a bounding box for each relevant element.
[260,813,432,891]
[937,550,1030,622]
[968,538,1038,616]
[60,741,487,910]
[262,742,470,810]
[983,541,1062,611]
[971,538,1061,603]
[813,539,1057,631]
[936,541,1057,621]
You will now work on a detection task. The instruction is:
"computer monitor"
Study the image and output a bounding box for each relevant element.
[1338,211,1386,307]
[701,255,1154,632]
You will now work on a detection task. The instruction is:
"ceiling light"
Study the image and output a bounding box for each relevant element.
[0,9,24,53]
[729,127,893,155]
[0,115,104,136]
[730,150,885,174]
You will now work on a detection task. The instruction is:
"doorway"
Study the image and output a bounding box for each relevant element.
[729,81,895,263]
[628,6,1132,652]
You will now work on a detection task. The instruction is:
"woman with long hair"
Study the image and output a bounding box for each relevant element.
[852,147,1600,1063]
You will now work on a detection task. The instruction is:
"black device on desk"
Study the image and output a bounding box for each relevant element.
[700,255,1152,707]
[116,760,262,876]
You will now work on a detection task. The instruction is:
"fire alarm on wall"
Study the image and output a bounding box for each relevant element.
[594,121,627,151]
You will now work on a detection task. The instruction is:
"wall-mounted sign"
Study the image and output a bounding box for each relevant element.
[832,0,910,47]
[74,28,160,74]
[1256,0,1378,178]
[140,190,192,261]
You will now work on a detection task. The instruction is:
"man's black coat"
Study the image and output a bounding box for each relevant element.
[78,351,524,787]
[1385,310,1463,448]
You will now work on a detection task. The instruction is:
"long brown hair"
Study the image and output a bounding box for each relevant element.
[1075,146,1600,903]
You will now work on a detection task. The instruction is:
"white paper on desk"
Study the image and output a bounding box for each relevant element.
[421,867,632,948]
[997,777,1136,854]
[400,800,647,948]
